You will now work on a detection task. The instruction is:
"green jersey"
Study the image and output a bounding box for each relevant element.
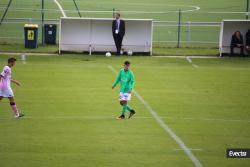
[113,68,135,93]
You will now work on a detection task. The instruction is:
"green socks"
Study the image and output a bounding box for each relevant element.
[126,105,132,112]
[121,104,132,115]
[122,105,127,115]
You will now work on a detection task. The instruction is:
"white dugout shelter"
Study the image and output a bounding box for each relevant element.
[219,20,250,56]
[59,17,153,55]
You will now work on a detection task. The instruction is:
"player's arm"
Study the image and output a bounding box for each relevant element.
[0,69,5,82]
[128,72,135,93]
[11,79,21,86]
[112,71,121,89]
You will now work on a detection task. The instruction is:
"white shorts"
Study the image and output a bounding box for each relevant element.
[0,87,14,98]
[119,92,131,101]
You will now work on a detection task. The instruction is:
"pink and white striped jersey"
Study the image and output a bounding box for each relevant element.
[0,66,12,90]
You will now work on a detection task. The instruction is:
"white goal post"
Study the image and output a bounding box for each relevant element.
[219,20,250,56]
[59,17,153,55]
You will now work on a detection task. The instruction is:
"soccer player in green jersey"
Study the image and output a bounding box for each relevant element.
[112,61,136,119]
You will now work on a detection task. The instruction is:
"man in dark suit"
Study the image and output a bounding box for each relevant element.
[112,13,125,56]
[245,29,250,56]
[230,31,244,56]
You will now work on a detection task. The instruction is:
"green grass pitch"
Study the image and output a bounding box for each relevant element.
[0,55,250,167]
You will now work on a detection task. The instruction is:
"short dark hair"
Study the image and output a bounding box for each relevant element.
[116,12,120,17]
[124,61,130,65]
[8,57,17,63]
[235,31,241,35]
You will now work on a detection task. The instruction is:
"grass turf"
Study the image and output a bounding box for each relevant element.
[0,55,250,167]
[0,43,220,56]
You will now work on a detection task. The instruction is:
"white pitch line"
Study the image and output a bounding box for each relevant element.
[186,56,199,68]
[186,56,193,63]
[192,64,199,68]
[108,65,203,167]
[1,8,199,14]
[56,1,200,13]
[0,4,200,13]
[53,0,67,17]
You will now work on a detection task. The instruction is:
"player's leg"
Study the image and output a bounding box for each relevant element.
[117,92,126,119]
[8,97,19,116]
[121,100,127,115]
[126,102,136,119]
[125,93,136,119]
[117,93,136,119]
[0,88,3,101]
[121,100,136,119]
[117,100,126,119]
[8,97,24,118]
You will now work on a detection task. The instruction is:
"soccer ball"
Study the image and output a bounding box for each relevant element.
[127,50,133,56]
[105,52,111,57]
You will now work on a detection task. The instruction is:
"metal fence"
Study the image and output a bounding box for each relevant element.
[153,21,221,47]
[0,18,221,47]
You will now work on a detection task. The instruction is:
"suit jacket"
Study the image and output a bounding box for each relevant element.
[112,19,125,37]
[231,33,243,47]
[246,30,250,46]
